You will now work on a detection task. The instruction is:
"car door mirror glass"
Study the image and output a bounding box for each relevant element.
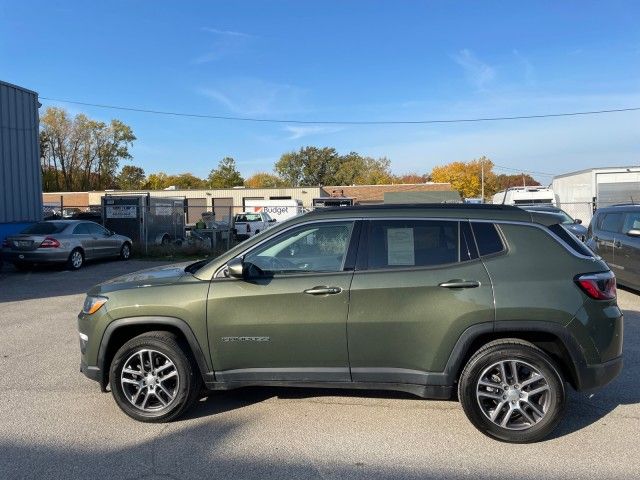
[627,229,640,237]
[226,257,245,278]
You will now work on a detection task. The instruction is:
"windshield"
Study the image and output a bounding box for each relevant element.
[21,222,67,234]
[235,213,262,222]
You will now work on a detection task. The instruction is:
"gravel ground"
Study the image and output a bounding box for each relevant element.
[0,259,638,480]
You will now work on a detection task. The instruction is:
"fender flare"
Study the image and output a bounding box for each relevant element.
[97,316,214,387]
[431,321,586,388]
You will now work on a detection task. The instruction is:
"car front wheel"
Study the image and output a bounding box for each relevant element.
[109,332,202,422]
[67,249,84,270]
[120,243,131,260]
[458,339,565,443]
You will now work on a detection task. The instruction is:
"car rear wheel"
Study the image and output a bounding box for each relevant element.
[109,332,202,422]
[120,243,131,260]
[66,249,84,270]
[458,339,565,443]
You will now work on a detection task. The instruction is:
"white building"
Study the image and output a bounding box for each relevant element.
[552,166,640,223]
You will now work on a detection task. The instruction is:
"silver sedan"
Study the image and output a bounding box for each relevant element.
[1,220,132,270]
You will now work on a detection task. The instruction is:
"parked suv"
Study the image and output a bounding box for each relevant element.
[78,204,623,442]
[586,204,640,290]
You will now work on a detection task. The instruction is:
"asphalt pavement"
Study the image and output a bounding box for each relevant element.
[0,259,638,479]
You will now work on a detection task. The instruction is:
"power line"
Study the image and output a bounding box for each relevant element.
[493,164,556,177]
[39,96,640,125]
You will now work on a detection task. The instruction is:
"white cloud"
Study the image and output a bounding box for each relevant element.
[201,27,252,38]
[198,79,308,116]
[283,125,344,140]
[452,49,496,90]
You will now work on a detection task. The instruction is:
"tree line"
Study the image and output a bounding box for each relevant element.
[40,107,539,198]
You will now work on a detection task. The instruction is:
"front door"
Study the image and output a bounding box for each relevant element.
[595,212,624,274]
[348,219,494,384]
[207,220,359,382]
[617,212,640,288]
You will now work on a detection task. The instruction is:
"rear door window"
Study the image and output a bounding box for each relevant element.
[471,222,505,256]
[600,213,623,233]
[364,220,470,270]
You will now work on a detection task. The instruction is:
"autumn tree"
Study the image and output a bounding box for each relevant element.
[245,172,285,188]
[493,173,540,191]
[275,146,341,186]
[208,157,244,188]
[332,153,394,185]
[430,156,495,199]
[117,165,146,190]
[39,107,136,191]
[394,173,430,184]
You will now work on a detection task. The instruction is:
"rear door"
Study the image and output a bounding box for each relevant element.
[347,219,494,384]
[617,211,640,288]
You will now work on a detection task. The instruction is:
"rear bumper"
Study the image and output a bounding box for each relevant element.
[1,248,69,263]
[575,356,623,391]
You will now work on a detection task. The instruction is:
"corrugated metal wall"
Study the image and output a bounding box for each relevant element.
[0,80,42,223]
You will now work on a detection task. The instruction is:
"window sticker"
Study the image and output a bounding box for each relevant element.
[387,228,415,265]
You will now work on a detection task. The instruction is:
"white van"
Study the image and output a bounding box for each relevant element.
[492,187,556,206]
[244,199,304,223]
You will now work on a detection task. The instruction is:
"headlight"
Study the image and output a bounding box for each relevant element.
[82,296,108,315]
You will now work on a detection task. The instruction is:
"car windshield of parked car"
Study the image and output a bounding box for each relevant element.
[21,222,67,234]
[244,222,353,274]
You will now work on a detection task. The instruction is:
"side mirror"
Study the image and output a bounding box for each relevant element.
[627,229,640,238]
[574,219,582,224]
[269,218,276,223]
[226,257,244,278]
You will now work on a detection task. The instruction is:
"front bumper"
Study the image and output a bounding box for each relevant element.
[80,360,102,383]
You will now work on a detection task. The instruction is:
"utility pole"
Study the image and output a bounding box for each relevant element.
[481,159,485,203]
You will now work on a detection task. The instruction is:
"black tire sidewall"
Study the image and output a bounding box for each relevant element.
[459,344,565,443]
[109,335,197,422]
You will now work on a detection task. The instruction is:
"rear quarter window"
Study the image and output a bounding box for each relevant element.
[21,222,67,234]
[548,224,594,257]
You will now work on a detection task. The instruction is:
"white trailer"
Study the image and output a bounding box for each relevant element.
[552,166,640,224]
[243,199,304,223]
[491,187,556,206]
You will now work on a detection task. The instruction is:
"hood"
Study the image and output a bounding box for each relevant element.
[91,261,195,294]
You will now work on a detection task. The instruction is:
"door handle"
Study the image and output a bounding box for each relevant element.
[438,280,480,289]
[304,286,342,295]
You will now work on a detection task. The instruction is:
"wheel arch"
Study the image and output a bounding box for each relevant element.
[97,316,213,391]
[443,322,585,390]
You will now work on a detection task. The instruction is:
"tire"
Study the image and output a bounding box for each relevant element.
[160,235,170,246]
[66,249,84,270]
[109,331,202,422]
[120,243,131,260]
[458,339,565,443]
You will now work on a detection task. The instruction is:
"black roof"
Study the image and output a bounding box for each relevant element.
[310,203,521,213]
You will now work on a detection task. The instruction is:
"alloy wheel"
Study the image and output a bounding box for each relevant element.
[71,250,83,269]
[476,359,551,430]
[120,349,180,412]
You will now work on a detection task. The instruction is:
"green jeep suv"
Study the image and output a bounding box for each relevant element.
[78,204,623,443]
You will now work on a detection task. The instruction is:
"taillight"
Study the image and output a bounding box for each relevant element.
[575,271,616,300]
[40,237,61,248]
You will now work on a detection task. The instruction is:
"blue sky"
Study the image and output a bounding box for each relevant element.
[1,1,639,183]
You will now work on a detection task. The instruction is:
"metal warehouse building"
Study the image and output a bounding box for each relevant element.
[552,166,640,223]
[0,80,42,241]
